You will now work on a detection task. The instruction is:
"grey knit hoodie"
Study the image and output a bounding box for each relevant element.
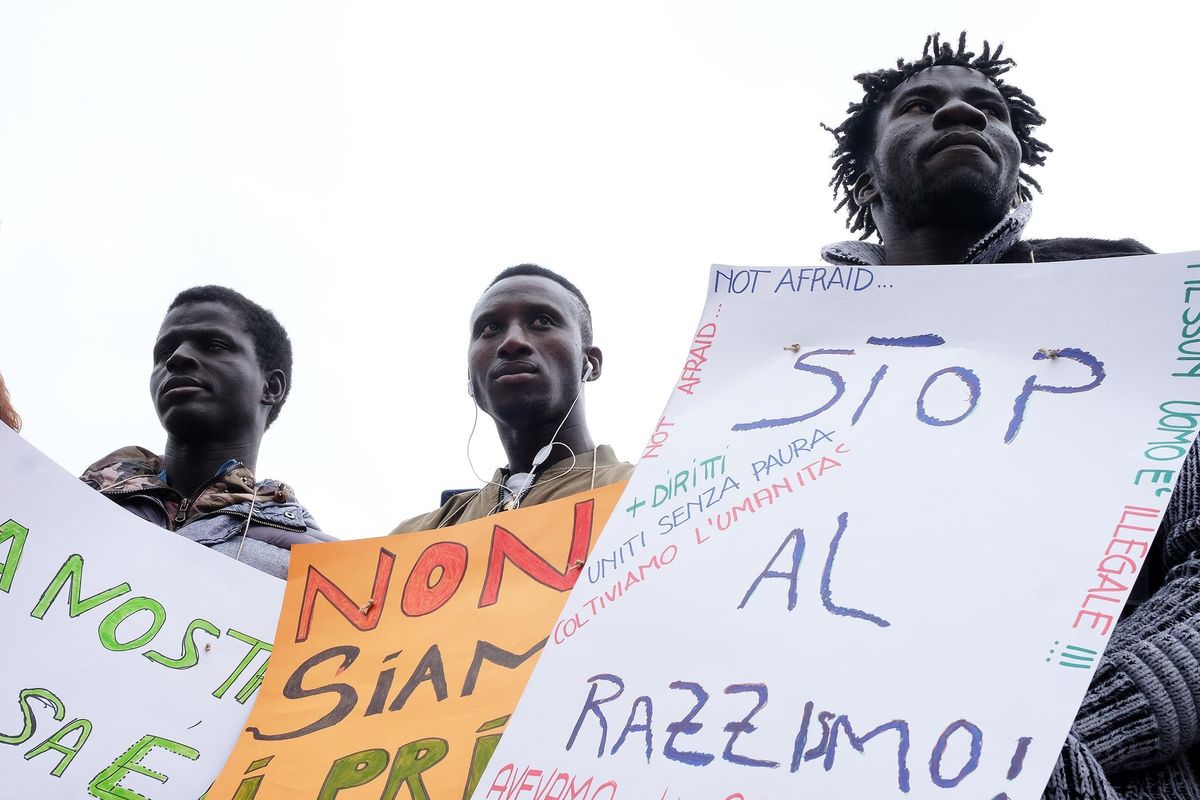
[824,208,1200,799]
[1062,441,1200,800]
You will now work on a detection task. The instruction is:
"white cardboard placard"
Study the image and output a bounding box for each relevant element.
[472,254,1200,800]
[0,427,285,799]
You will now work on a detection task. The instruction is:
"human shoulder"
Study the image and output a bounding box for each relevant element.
[389,448,634,535]
[999,237,1155,264]
[390,489,481,535]
[79,446,170,509]
[522,446,634,506]
[589,445,635,484]
[596,459,635,486]
[80,445,163,490]
[207,476,333,545]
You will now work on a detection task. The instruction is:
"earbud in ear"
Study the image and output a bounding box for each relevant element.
[582,361,594,381]
[466,378,474,398]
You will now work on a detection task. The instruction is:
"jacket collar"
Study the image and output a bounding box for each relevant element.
[81,445,296,524]
[491,444,621,483]
[821,202,1033,266]
[482,444,622,511]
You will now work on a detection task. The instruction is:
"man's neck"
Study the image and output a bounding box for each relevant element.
[162,436,261,497]
[498,414,595,476]
[880,224,993,266]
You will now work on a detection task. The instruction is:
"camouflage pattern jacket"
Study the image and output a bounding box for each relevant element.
[81,446,332,579]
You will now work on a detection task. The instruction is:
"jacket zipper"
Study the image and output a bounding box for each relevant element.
[202,509,303,532]
[102,463,265,532]
[172,466,244,530]
[101,486,178,529]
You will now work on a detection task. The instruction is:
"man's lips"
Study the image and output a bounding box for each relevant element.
[926,131,994,159]
[159,376,205,398]
[491,361,539,382]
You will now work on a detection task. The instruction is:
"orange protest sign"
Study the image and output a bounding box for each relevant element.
[206,482,625,800]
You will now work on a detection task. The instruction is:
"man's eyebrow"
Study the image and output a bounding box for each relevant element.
[154,325,239,346]
[962,86,1007,106]
[523,301,568,316]
[889,83,1006,107]
[171,325,236,336]
[473,300,567,320]
[889,84,945,104]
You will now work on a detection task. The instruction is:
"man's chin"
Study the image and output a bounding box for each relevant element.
[921,177,1012,229]
[486,397,555,431]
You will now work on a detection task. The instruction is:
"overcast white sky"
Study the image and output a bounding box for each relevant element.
[2,1,1196,539]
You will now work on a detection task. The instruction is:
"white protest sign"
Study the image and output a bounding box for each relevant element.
[0,426,285,799]
[473,253,1200,800]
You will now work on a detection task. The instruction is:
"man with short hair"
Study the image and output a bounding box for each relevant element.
[392,264,633,533]
[823,33,1198,800]
[83,285,331,578]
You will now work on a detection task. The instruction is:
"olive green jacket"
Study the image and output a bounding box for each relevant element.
[391,445,633,533]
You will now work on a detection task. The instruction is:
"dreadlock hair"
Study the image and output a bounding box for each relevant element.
[167,285,293,428]
[823,32,1051,240]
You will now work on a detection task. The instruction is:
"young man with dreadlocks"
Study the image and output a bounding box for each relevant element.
[822,33,1199,800]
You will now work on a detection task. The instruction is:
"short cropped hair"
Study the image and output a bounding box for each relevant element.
[488,264,594,346]
[824,32,1052,240]
[167,285,293,427]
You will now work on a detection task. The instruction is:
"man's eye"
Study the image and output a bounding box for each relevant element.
[206,340,228,351]
[532,315,555,328]
[903,100,932,114]
[478,322,500,337]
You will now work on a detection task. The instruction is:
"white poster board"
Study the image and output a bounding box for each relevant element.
[0,426,285,799]
[473,254,1200,800]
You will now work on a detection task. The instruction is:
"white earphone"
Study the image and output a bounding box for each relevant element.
[452,355,597,525]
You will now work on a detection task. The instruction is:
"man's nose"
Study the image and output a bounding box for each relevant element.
[932,98,987,131]
[164,344,200,371]
[496,323,533,357]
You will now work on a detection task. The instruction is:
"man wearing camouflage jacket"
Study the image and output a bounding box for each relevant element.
[82,285,330,578]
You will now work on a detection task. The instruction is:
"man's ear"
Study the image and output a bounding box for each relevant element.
[262,370,287,408]
[852,172,879,208]
[583,347,603,381]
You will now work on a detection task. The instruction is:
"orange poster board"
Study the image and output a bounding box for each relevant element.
[206,482,625,800]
